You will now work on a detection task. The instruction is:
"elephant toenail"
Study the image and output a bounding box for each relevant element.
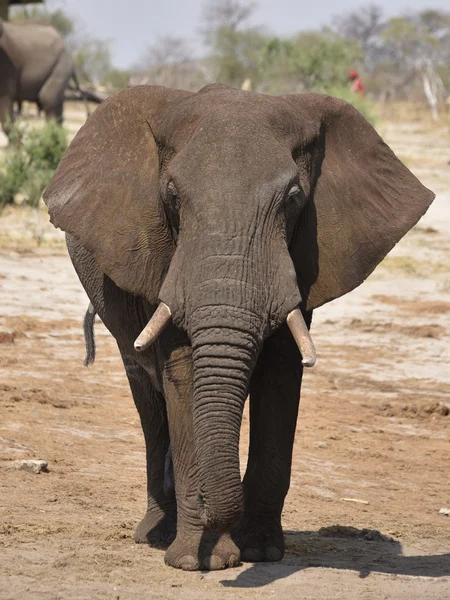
[241,548,264,562]
[203,555,224,570]
[228,553,240,567]
[178,555,199,571]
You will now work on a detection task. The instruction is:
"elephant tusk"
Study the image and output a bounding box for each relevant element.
[286,308,316,367]
[134,302,172,352]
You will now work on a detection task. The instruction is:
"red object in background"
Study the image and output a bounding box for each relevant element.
[348,70,365,97]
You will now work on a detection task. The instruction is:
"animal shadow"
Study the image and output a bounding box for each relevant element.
[220,525,450,588]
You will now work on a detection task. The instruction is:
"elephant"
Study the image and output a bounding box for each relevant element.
[0,20,90,137]
[43,84,434,571]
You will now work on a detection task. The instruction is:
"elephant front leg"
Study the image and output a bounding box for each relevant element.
[159,333,240,571]
[120,352,177,546]
[236,320,306,562]
[0,96,14,138]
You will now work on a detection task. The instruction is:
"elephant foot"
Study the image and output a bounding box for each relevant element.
[234,518,285,562]
[164,530,240,571]
[134,508,177,547]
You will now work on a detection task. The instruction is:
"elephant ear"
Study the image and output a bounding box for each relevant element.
[44,85,192,303]
[284,93,435,310]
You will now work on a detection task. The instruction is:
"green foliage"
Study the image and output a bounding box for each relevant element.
[10,6,74,37]
[0,120,67,209]
[73,38,113,87]
[201,0,267,88]
[207,26,268,87]
[101,68,131,90]
[315,84,378,126]
[263,29,363,94]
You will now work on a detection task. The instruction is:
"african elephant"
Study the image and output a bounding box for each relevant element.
[0,20,88,136]
[43,84,434,571]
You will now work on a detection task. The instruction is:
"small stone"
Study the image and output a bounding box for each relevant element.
[315,441,328,448]
[439,508,450,516]
[9,459,48,474]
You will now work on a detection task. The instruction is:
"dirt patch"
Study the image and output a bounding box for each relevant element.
[349,318,446,338]
[372,295,450,315]
[377,399,450,419]
[0,331,16,343]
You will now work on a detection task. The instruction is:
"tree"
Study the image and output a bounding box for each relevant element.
[262,29,363,93]
[332,5,450,116]
[333,4,384,66]
[200,0,267,88]
[132,35,208,90]
[72,38,113,87]
[10,4,74,37]
[101,68,131,91]
[379,12,450,118]
[138,35,194,69]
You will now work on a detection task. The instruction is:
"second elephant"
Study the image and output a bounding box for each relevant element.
[0,20,86,136]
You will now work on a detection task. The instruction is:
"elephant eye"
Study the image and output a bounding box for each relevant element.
[285,184,305,212]
[287,184,301,200]
[166,182,178,202]
[284,183,305,242]
[163,182,181,241]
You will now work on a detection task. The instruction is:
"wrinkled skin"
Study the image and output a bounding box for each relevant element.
[0,20,86,136]
[44,84,434,571]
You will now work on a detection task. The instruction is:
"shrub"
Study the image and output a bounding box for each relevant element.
[314,84,378,126]
[0,119,67,209]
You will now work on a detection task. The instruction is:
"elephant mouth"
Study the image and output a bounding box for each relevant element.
[134,301,316,367]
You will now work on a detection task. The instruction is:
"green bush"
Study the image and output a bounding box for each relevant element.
[0,119,67,209]
[314,84,378,126]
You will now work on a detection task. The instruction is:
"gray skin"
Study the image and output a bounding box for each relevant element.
[0,20,88,136]
[43,84,434,571]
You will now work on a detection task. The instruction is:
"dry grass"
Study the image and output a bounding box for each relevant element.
[375,101,450,132]
[379,255,448,278]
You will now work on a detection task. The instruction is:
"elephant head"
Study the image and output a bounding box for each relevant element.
[43,84,434,530]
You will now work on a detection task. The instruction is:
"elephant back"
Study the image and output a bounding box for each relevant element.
[2,22,66,95]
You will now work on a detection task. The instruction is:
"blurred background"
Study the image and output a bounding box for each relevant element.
[1,0,449,210]
[5,0,450,116]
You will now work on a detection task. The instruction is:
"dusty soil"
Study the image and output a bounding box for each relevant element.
[0,111,449,599]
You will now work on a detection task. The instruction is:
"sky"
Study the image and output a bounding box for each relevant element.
[57,0,450,69]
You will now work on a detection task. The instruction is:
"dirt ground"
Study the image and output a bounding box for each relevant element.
[0,108,449,599]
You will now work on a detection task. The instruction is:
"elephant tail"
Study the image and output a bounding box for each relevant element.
[69,71,105,105]
[83,302,96,367]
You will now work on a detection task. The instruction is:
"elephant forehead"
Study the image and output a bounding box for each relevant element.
[168,129,296,199]
[159,88,295,149]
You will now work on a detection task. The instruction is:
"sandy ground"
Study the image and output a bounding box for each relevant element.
[0,108,449,599]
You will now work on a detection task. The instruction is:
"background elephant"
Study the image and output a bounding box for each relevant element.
[0,20,90,136]
[43,84,434,571]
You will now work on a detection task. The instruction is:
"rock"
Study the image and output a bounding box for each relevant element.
[9,459,48,474]
[340,497,369,505]
[315,441,328,448]
[439,508,450,516]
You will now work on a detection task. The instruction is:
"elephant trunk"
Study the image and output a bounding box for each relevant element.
[189,305,263,530]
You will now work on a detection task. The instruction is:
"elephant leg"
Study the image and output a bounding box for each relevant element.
[159,330,240,571]
[119,351,177,546]
[236,316,310,562]
[0,96,14,137]
[38,50,72,123]
[0,49,17,137]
